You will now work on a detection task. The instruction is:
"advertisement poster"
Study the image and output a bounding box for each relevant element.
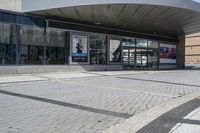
[160,43,176,64]
[72,35,88,62]
[110,39,121,62]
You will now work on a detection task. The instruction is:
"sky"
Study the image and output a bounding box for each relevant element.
[193,0,200,3]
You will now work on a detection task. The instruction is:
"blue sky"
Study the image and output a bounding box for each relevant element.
[193,0,200,3]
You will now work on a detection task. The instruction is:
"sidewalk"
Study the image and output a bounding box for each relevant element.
[104,95,200,133]
[0,71,157,84]
[0,70,200,133]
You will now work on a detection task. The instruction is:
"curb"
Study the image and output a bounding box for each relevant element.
[103,92,200,133]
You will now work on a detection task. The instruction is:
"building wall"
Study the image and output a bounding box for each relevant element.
[0,0,21,12]
[185,33,200,64]
[0,10,179,74]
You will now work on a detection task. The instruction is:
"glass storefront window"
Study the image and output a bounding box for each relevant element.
[136,39,147,47]
[90,35,107,64]
[0,23,16,65]
[148,49,159,69]
[135,49,148,69]
[122,39,127,46]
[18,16,45,27]
[109,39,121,62]
[3,13,16,23]
[122,38,159,70]
[20,26,45,64]
[122,38,135,47]
[148,40,159,49]
[46,29,66,64]
[127,39,135,47]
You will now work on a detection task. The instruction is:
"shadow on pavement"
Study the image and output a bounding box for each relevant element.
[137,98,200,133]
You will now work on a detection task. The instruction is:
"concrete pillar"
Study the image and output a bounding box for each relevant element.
[177,35,185,69]
[16,25,21,65]
[0,0,21,12]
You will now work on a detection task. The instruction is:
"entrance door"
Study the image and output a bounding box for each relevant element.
[89,35,107,64]
[123,47,149,70]
[90,50,106,64]
[148,49,159,69]
[135,49,148,69]
[123,47,135,70]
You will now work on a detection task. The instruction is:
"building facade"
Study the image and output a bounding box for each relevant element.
[0,0,200,74]
[186,33,200,64]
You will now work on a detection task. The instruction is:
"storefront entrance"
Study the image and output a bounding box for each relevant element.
[122,39,159,70]
[123,47,135,69]
[123,47,159,70]
[89,35,107,64]
[135,48,148,69]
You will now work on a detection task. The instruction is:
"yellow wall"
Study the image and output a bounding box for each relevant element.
[186,33,200,64]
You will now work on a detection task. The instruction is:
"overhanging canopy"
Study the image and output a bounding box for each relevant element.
[23,0,200,38]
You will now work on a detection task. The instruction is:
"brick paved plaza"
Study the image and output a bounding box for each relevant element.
[0,70,200,133]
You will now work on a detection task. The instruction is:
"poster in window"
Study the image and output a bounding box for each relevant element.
[109,39,121,62]
[72,35,88,62]
[160,43,176,64]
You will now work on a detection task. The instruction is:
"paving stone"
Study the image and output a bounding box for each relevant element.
[0,70,200,133]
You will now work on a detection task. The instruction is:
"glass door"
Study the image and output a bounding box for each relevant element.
[129,48,135,68]
[89,35,107,64]
[148,49,159,69]
[122,38,159,70]
[123,48,129,67]
[123,47,135,70]
[135,49,148,69]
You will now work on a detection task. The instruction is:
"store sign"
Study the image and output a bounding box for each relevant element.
[72,35,88,62]
[160,43,176,64]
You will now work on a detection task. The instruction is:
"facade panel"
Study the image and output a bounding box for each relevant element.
[186,33,200,64]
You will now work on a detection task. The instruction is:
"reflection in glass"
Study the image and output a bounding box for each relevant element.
[123,38,135,47]
[148,40,158,49]
[0,23,16,65]
[90,35,107,64]
[127,39,135,46]
[148,49,159,69]
[136,49,147,68]
[136,39,147,47]
[122,47,135,67]
[109,39,121,62]
[122,39,127,46]
[20,26,45,64]
[46,29,66,64]
[122,38,159,70]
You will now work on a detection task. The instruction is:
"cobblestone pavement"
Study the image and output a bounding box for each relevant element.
[0,70,200,133]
